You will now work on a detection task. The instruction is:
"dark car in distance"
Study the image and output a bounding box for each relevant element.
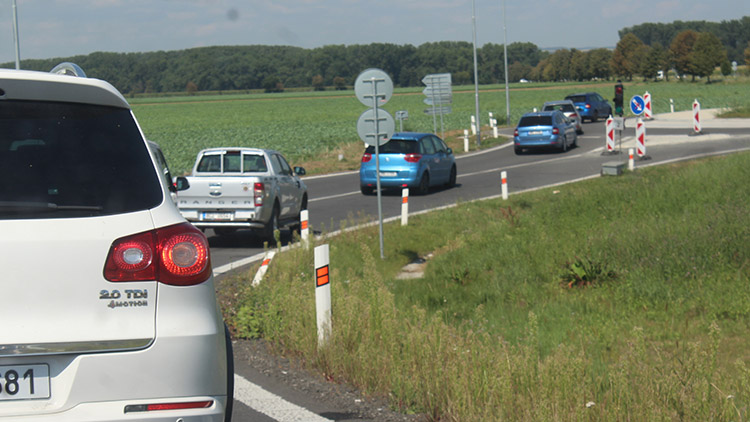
[564,92,612,123]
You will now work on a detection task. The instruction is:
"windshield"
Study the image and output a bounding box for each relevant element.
[0,100,161,219]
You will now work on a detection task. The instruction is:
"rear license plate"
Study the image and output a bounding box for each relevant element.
[379,172,397,177]
[0,364,50,401]
[202,212,234,221]
[528,131,543,135]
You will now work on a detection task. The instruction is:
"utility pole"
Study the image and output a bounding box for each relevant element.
[12,0,21,69]
[502,0,510,126]
[471,0,481,147]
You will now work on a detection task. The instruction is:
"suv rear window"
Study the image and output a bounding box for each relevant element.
[365,139,419,154]
[0,100,162,219]
[518,115,552,127]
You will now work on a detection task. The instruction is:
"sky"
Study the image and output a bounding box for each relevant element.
[1,0,748,64]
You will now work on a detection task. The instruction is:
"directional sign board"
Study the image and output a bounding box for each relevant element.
[357,108,395,147]
[422,73,452,107]
[630,95,645,116]
[424,106,453,115]
[355,68,393,107]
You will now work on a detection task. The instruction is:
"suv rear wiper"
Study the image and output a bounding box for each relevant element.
[0,201,104,212]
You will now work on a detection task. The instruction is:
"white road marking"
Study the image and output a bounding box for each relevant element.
[234,374,333,422]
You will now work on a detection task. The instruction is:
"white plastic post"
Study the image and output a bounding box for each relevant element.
[493,126,498,138]
[401,187,409,226]
[670,98,674,113]
[605,115,615,152]
[644,92,653,120]
[314,245,331,348]
[693,99,701,134]
[300,209,309,249]
[628,148,635,171]
[471,115,477,135]
[463,129,469,152]
[488,112,494,127]
[252,251,276,286]
[501,171,508,200]
[636,117,646,158]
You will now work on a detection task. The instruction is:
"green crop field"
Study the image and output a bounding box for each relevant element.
[132,78,750,175]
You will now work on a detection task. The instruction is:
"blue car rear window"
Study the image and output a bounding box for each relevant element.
[518,116,552,127]
[365,140,419,154]
[566,95,586,103]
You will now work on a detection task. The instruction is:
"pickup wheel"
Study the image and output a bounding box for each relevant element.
[290,195,308,234]
[224,323,234,422]
[261,203,280,243]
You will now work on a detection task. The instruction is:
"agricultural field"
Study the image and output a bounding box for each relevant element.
[132,77,750,175]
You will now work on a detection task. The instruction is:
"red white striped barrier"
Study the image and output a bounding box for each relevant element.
[644,92,653,120]
[605,115,615,152]
[501,171,508,200]
[252,251,276,286]
[314,245,332,348]
[636,117,646,157]
[401,187,409,226]
[300,209,309,248]
[693,99,701,134]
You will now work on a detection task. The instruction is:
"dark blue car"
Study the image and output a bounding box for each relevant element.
[359,132,456,195]
[564,92,612,123]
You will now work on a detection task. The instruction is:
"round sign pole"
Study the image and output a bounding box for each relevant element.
[355,69,394,259]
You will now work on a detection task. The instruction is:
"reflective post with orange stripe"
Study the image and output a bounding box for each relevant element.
[300,209,309,249]
[314,244,331,347]
[401,187,409,226]
[501,171,508,200]
[251,251,276,287]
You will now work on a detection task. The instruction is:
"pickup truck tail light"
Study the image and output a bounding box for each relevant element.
[254,182,264,206]
[104,223,211,286]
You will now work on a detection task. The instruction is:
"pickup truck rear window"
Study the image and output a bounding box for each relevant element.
[196,153,269,173]
[0,100,162,219]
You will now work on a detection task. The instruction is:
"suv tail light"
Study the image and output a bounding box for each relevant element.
[254,182,264,206]
[104,222,211,286]
[514,129,519,137]
[361,153,372,163]
[404,153,422,163]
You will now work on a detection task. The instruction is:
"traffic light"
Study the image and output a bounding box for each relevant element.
[614,81,624,117]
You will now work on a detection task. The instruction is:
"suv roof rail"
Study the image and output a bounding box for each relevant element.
[50,62,87,78]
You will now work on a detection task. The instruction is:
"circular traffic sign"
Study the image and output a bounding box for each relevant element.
[354,68,393,107]
[356,109,395,147]
[630,95,645,115]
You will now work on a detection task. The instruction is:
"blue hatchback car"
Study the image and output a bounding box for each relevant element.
[564,92,612,122]
[513,110,577,154]
[359,132,456,195]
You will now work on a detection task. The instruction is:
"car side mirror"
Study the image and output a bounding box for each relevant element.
[294,166,306,176]
[175,176,190,191]
[446,147,453,155]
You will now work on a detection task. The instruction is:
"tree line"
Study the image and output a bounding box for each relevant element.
[3,17,747,94]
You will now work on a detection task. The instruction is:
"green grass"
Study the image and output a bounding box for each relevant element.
[133,78,750,176]
[221,151,750,421]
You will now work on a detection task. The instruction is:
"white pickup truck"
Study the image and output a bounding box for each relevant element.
[175,147,308,241]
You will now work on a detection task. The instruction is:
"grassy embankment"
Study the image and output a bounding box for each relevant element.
[131,77,750,176]
[220,151,750,421]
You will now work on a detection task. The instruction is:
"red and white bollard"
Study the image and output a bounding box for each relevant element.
[501,171,508,200]
[605,115,615,152]
[628,148,635,171]
[636,117,646,158]
[314,244,332,348]
[644,91,653,120]
[401,187,409,226]
[693,99,701,134]
[300,209,309,249]
[252,251,276,286]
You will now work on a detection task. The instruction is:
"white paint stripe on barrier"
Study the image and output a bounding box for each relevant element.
[234,374,333,422]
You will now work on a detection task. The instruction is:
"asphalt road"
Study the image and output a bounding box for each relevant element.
[219,111,750,421]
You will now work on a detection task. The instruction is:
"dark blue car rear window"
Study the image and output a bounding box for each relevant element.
[566,95,586,103]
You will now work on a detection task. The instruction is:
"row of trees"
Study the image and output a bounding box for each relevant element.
[4,18,747,93]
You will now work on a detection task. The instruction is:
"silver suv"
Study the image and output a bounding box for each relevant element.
[0,65,233,421]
